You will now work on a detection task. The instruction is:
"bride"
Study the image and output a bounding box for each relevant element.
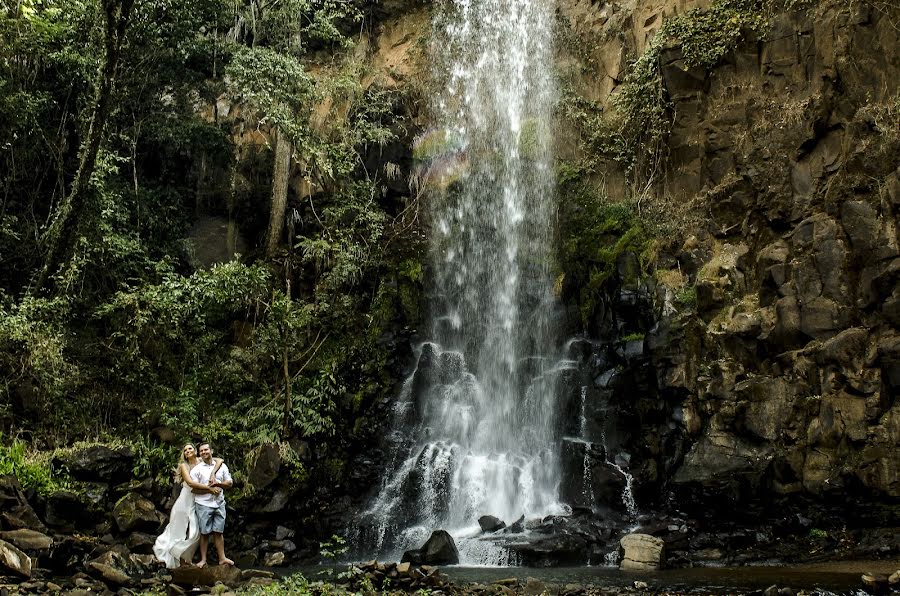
[153,443,224,568]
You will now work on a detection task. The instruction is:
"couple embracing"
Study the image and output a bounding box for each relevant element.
[153,442,235,568]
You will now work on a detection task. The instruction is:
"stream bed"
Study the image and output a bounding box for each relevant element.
[289,560,899,595]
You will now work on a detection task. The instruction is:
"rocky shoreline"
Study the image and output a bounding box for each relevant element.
[4,557,900,595]
[3,449,900,596]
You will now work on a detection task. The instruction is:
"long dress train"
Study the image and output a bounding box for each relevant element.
[153,483,199,568]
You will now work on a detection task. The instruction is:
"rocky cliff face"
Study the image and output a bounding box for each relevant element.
[553,0,898,536]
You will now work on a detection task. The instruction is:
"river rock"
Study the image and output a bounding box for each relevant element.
[263,551,284,566]
[255,488,290,513]
[44,490,99,529]
[524,577,546,595]
[171,565,242,586]
[247,443,281,491]
[0,538,32,578]
[125,531,156,553]
[0,529,52,551]
[401,529,459,565]
[620,533,665,571]
[0,475,45,532]
[862,573,890,594]
[53,445,135,484]
[87,561,132,586]
[113,492,161,532]
[478,515,506,533]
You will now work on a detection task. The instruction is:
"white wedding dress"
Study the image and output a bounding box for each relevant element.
[153,483,200,568]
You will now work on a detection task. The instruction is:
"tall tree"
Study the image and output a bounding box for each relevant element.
[266,128,293,257]
[36,0,135,292]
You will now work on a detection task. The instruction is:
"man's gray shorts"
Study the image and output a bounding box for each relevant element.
[196,503,226,534]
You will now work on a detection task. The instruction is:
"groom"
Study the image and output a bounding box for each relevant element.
[190,442,234,567]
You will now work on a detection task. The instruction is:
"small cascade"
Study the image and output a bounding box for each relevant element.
[577,385,594,507]
[599,425,638,522]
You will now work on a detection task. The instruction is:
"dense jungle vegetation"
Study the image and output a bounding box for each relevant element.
[0,0,425,489]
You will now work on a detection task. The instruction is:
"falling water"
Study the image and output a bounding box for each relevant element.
[599,424,638,521]
[578,386,594,506]
[356,0,560,564]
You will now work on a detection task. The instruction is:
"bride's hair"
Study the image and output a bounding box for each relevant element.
[181,443,197,463]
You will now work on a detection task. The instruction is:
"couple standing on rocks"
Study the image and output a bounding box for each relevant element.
[153,442,235,568]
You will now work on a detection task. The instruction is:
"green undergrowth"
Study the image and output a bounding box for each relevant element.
[0,433,69,495]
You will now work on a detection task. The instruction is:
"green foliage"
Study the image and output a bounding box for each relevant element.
[808,527,828,540]
[319,534,348,560]
[226,47,315,145]
[90,261,271,438]
[675,285,698,309]
[131,435,178,484]
[559,90,629,173]
[558,174,654,327]
[0,295,77,406]
[0,433,67,495]
[665,0,768,69]
[247,0,363,54]
[297,182,387,292]
[238,573,315,596]
[0,0,420,522]
[622,332,645,342]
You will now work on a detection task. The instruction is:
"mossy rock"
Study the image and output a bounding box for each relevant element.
[112,492,161,533]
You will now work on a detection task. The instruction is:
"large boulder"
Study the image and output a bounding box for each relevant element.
[247,443,281,491]
[87,549,136,587]
[43,490,101,529]
[401,530,459,565]
[53,445,135,484]
[478,515,506,533]
[0,475,45,532]
[0,537,32,578]
[509,531,592,566]
[113,492,161,533]
[619,533,665,571]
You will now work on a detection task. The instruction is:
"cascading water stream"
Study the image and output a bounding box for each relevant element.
[578,386,594,506]
[355,0,561,565]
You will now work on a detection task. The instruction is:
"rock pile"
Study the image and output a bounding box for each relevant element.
[352,560,450,591]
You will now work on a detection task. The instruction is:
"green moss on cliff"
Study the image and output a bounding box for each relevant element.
[557,168,655,327]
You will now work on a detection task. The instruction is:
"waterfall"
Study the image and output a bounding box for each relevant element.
[357,0,561,564]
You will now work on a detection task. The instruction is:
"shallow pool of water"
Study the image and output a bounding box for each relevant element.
[288,561,898,594]
[441,565,867,594]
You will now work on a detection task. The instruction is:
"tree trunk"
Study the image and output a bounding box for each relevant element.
[36,0,135,292]
[282,276,292,438]
[265,129,292,258]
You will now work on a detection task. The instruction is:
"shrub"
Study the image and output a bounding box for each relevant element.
[0,433,66,495]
